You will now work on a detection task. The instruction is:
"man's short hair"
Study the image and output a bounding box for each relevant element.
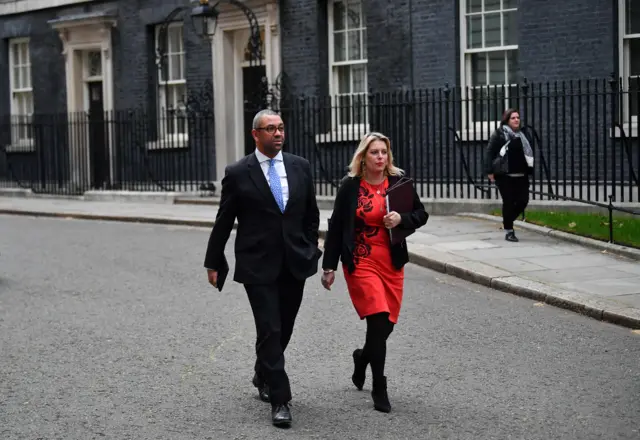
[252,109,280,129]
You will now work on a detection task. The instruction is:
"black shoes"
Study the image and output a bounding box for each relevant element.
[252,373,270,403]
[505,231,519,242]
[271,403,292,427]
[371,376,391,413]
[351,348,368,391]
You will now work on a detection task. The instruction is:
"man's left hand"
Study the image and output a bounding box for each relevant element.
[383,211,401,229]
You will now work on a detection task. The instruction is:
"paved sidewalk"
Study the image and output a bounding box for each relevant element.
[1,196,639,329]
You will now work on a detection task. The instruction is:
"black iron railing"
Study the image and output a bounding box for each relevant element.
[1,78,639,208]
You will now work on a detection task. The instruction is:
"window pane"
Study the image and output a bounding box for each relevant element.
[19,43,27,65]
[347,30,361,60]
[629,39,640,79]
[488,51,506,85]
[352,64,366,93]
[467,0,482,13]
[12,43,19,67]
[17,94,25,115]
[25,92,33,115]
[337,66,350,94]
[175,84,186,107]
[170,54,182,80]
[13,66,21,89]
[467,15,482,48]
[627,0,640,34]
[362,29,367,58]
[21,66,30,89]
[503,10,517,45]
[484,13,501,47]
[471,87,488,122]
[334,32,346,61]
[507,50,519,83]
[169,27,181,53]
[503,0,517,9]
[470,53,487,86]
[353,93,367,124]
[346,0,361,28]
[337,94,352,125]
[629,76,640,116]
[485,0,501,11]
[333,1,345,31]
[88,51,102,77]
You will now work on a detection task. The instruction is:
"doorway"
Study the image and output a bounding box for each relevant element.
[242,64,267,156]
[87,81,109,189]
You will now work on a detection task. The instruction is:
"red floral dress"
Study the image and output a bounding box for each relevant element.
[342,179,405,323]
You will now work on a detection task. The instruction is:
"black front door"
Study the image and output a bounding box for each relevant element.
[88,82,109,189]
[243,65,267,156]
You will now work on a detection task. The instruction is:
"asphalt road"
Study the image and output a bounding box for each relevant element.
[0,215,638,440]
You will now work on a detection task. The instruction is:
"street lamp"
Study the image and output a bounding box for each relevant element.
[191,0,219,42]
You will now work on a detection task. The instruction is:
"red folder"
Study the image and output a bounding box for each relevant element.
[385,177,416,245]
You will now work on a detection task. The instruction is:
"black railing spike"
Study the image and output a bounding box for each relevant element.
[521,77,529,96]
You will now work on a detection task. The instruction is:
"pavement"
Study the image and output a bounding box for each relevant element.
[1,215,639,439]
[1,196,640,329]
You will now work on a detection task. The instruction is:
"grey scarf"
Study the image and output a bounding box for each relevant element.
[502,125,534,168]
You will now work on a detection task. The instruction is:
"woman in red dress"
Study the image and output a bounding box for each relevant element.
[321,132,428,413]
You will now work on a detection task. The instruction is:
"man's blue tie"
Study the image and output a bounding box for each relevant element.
[268,159,285,212]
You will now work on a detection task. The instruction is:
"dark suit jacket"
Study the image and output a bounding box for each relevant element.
[204,152,322,285]
[322,175,428,274]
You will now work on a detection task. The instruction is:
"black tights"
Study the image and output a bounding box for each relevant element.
[362,312,395,381]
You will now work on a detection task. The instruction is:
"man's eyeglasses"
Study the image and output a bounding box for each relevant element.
[256,124,285,134]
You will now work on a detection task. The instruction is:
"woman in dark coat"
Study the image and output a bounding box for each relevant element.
[484,108,534,242]
[320,132,428,413]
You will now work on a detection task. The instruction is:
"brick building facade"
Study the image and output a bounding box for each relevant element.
[0,0,637,197]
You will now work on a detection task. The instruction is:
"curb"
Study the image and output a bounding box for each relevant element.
[457,212,640,262]
[407,251,640,329]
[0,209,216,229]
[1,208,638,330]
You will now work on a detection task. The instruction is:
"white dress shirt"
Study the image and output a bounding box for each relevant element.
[255,149,289,208]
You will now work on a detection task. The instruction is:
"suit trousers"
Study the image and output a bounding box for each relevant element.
[245,266,305,405]
[495,175,530,230]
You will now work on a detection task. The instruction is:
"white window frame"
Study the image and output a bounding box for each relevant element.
[7,38,34,152]
[616,0,640,137]
[318,0,369,143]
[459,0,519,140]
[150,22,188,150]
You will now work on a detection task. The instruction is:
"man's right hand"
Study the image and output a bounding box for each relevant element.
[207,269,218,288]
[488,174,495,182]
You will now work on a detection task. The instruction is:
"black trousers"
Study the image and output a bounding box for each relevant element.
[495,175,529,230]
[245,267,305,405]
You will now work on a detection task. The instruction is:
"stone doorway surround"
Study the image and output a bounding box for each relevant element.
[210,0,281,183]
[48,9,117,189]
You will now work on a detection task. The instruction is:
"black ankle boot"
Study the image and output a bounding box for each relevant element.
[351,348,368,390]
[371,376,391,413]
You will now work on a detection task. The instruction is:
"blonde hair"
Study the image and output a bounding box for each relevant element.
[347,132,404,178]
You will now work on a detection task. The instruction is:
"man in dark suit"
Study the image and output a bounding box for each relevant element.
[204,109,321,427]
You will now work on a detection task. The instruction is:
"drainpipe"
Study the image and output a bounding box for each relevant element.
[408,0,414,90]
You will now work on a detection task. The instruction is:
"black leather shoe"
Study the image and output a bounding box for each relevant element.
[352,348,368,390]
[371,376,391,413]
[252,373,270,403]
[271,403,292,427]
